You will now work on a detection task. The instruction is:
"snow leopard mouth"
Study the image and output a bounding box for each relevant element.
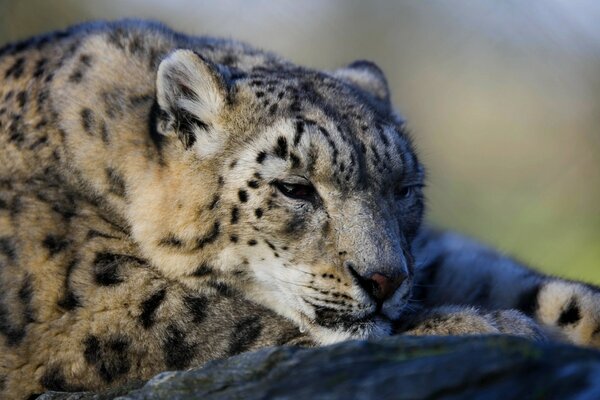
[308,294,412,337]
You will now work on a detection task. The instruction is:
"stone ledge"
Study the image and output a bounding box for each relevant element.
[39,335,600,399]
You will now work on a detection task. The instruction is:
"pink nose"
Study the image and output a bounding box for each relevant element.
[369,273,405,301]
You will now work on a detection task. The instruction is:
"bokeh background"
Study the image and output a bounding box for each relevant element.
[0,0,598,282]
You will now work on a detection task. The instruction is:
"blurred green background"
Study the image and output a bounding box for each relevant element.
[0,0,598,283]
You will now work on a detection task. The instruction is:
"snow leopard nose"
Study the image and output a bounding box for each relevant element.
[346,262,406,302]
[368,273,405,302]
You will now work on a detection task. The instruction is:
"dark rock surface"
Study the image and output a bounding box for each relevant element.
[39,335,600,400]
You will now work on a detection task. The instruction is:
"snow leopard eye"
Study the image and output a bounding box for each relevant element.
[396,186,412,199]
[274,180,316,202]
[395,185,420,200]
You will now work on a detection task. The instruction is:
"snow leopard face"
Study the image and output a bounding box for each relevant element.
[147,50,424,342]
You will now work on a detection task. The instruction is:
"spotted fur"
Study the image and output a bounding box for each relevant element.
[0,20,598,398]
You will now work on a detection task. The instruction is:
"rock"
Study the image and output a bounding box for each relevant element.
[39,335,600,400]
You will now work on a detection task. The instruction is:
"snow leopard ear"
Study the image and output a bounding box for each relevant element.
[156,49,230,154]
[334,60,390,104]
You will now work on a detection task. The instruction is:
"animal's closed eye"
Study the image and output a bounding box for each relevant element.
[394,184,422,201]
[396,186,413,199]
[274,180,316,201]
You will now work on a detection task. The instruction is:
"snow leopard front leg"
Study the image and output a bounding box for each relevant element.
[395,306,547,341]
[411,227,600,347]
